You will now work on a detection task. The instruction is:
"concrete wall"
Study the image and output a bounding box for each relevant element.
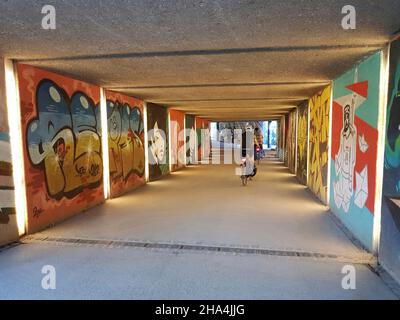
[0,59,18,245]
[308,85,332,204]
[17,64,104,234]
[169,109,185,172]
[147,103,169,181]
[330,52,382,251]
[380,38,400,282]
[106,90,145,198]
[296,102,309,185]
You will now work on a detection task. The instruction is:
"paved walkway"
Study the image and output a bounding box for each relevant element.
[0,160,397,299]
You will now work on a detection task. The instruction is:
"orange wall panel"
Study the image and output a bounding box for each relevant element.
[169,109,185,171]
[105,90,145,198]
[18,64,104,233]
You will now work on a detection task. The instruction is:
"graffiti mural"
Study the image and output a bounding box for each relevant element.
[18,64,104,233]
[169,109,185,171]
[330,52,381,250]
[185,114,196,165]
[26,80,103,199]
[380,39,400,279]
[296,102,308,185]
[106,91,145,198]
[0,62,19,244]
[147,103,169,181]
[308,85,331,204]
[286,110,297,173]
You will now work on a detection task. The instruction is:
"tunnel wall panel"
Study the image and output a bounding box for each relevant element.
[195,117,203,163]
[287,109,297,174]
[308,85,331,204]
[196,117,210,163]
[169,109,185,171]
[147,103,169,181]
[296,102,309,185]
[105,90,145,198]
[329,52,381,251]
[202,120,211,162]
[0,59,18,245]
[17,64,104,234]
[380,39,400,281]
[185,114,196,165]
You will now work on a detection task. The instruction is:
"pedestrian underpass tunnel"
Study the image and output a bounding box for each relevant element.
[0,1,400,299]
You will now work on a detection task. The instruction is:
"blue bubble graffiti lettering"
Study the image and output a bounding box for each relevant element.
[26,80,103,199]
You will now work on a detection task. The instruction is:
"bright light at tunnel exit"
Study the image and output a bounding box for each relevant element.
[100,88,110,199]
[5,59,27,235]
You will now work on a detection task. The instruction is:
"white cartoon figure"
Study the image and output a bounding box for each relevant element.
[333,70,370,213]
[334,101,357,212]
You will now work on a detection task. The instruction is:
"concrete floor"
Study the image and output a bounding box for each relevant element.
[0,160,397,299]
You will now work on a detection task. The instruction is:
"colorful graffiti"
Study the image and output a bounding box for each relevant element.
[383,42,400,231]
[169,109,185,171]
[380,39,400,279]
[18,64,104,233]
[26,80,103,199]
[106,91,145,198]
[185,115,196,165]
[330,52,381,250]
[147,103,169,181]
[287,110,297,173]
[296,102,308,185]
[308,85,331,204]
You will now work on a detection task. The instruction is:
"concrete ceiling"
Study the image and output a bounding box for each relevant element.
[1,0,399,120]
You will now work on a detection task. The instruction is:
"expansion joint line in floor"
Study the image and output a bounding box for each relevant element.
[21,235,376,266]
